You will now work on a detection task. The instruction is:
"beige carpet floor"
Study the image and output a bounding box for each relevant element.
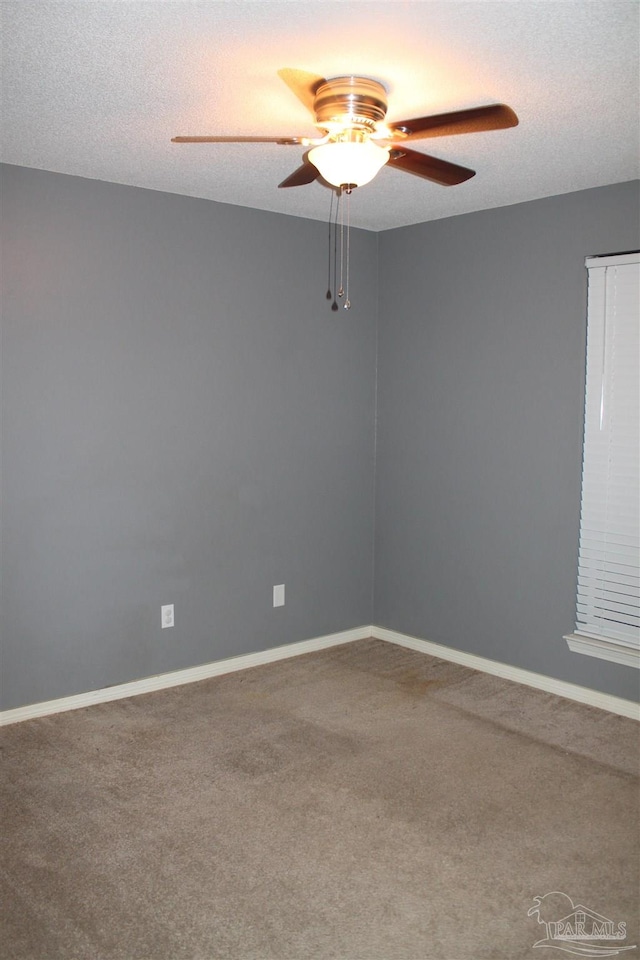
[1,638,638,959]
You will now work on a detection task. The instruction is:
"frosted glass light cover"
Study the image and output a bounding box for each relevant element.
[308,140,389,187]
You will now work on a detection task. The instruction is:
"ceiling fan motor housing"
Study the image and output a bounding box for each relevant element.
[313,76,388,134]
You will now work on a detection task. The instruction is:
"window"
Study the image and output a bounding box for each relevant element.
[565,251,640,668]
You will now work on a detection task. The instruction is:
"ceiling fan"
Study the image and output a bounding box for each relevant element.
[172,68,519,192]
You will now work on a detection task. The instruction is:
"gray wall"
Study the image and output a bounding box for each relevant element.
[375,181,640,701]
[1,165,378,710]
[2,167,639,711]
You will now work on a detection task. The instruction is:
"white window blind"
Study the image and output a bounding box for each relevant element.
[566,252,640,668]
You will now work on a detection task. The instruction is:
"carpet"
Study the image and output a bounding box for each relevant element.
[1,638,638,959]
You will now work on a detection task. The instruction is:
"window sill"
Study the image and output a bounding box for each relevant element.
[564,632,640,669]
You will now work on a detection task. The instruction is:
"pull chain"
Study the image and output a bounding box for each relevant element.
[344,188,351,310]
[338,186,345,301]
[326,185,353,312]
[326,190,334,302]
[331,190,340,311]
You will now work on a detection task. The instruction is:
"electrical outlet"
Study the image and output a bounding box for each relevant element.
[273,584,285,608]
[161,604,174,628]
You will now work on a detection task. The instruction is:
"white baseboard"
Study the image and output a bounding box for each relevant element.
[373,626,640,721]
[1,624,637,725]
[0,626,370,727]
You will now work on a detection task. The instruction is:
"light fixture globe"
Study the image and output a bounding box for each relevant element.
[308,139,389,188]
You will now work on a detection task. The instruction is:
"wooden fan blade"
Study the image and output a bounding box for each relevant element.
[389,104,518,140]
[277,68,326,116]
[387,148,475,185]
[172,135,304,144]
[278,162,320,189]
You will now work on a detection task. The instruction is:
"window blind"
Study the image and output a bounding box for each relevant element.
[571,252,639,666]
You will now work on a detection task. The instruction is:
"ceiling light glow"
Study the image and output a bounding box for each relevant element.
[308,140,390,187]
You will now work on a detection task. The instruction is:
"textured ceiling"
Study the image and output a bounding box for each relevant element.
[1,1,638,231]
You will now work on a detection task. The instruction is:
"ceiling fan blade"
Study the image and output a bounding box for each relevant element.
[172,135,304,144]
[277,68,327,116]
[278,162,320,189]
[387,148,475,185]
[389,104,518,140]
